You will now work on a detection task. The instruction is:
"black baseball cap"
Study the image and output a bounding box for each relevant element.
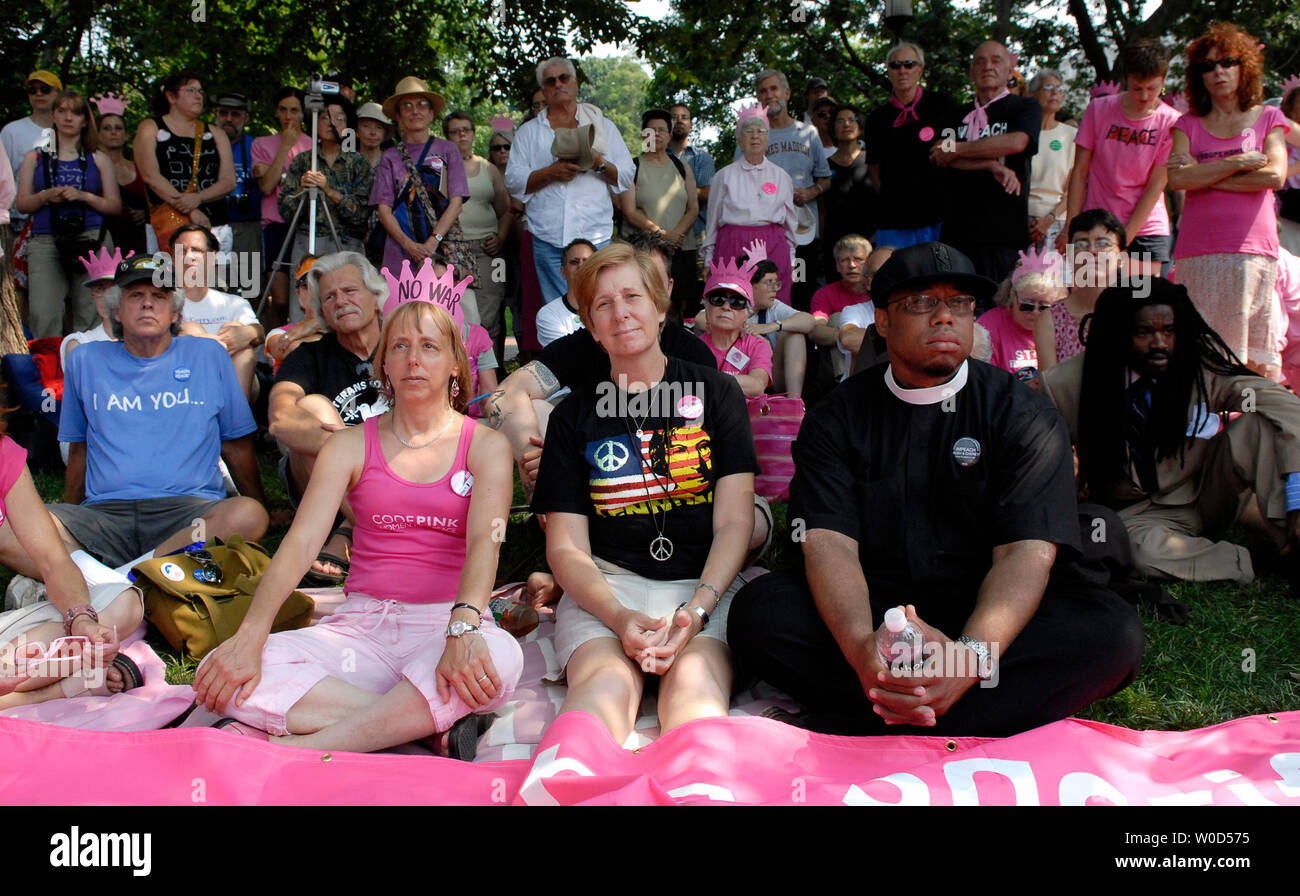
[115,254,172,289]
[870,242,997,305]
[806,77,828,91]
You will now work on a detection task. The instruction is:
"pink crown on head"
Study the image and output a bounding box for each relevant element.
[92,92,127,117]
[79,246,134,282]
[1163,90,1189,114]
[1090,80,1121,99]
[381,258,474,327]
[1012,246,1065,286]
[737,103,766,128]
[703,254,757,306]
[1281,74,1300,99]
[490,115,517,133]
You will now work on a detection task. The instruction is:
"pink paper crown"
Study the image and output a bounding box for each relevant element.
[1281,74,1300,99]
[79,246,134,282]
[736,103,766,129]
[1012,246,1065,286]
[1163,90,1189,114]
[92,92,127,117]
[381,258,474,327]
[490,115,517,133]
[703,255,757,306]
[1090,80,1121,99]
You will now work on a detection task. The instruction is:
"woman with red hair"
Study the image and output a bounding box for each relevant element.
[1167,23,1290,378]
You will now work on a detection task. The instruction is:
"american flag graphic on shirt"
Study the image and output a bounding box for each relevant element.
[585,425,714,517]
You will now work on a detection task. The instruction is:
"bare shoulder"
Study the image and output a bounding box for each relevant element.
[468,421,511,473]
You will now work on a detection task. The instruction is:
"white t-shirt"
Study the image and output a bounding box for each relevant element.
[182,289,260,334]
[535,294,584,347]
[838,300,877,376]
[751,299,802,351]
[2,116,47,220]
[1028,122,1078,219]
[59,323,113,367]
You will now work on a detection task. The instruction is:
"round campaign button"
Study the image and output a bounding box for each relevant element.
[174,366,192,381]
[919,126,935,142]
[677,395,704,419]
[1050,138,1062,151]
[451,470,474,497]
[160,561,186,582]
[952,437,982,467]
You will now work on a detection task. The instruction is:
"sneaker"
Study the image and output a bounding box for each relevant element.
[4,575,47,612]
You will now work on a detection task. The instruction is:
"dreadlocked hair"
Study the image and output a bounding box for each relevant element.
[1076,278,1250,500]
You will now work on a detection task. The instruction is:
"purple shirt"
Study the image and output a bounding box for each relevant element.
[369,138,469,273]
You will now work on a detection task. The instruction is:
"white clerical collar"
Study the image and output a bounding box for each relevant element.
[884,361,969,405]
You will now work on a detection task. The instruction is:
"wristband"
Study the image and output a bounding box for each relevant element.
[776,319,783,332]
[1287,472,1300,512]
[64,605,98,636]
[452,602,482,618]
[677,600,710,630]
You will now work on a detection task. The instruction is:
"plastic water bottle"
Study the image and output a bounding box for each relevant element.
[488,596,540,639]
[876,606,924,675]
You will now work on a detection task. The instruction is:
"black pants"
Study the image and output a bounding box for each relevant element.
[727,567,1144,737]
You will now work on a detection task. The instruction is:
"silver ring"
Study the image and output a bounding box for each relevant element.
[477,674,489,682]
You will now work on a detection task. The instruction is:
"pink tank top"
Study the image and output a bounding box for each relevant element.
[0,436,28,529]
[344,415,477,603]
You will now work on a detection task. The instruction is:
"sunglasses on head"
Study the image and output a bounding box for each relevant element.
[1194,57,1242,74]
[27,83,55,95]
[888,60,920,70]
[707,293,749,311]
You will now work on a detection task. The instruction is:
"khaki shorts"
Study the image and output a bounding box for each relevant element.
[554,557,744,671]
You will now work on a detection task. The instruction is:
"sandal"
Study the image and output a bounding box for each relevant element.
[58,651,144,699]
[300,525,353,588]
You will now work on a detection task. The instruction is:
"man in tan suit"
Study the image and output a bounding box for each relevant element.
[1042,278,1300,584]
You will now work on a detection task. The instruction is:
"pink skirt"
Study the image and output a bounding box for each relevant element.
[715,223,794,306]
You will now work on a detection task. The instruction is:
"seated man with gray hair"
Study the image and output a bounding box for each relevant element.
[0,254,267,575]
[268,251,390,584]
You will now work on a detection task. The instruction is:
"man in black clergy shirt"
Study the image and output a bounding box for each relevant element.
[728,242,1143,736]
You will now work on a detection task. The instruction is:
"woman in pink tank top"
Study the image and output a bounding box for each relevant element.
[1167,23,1290,379]
[195,301,523,758]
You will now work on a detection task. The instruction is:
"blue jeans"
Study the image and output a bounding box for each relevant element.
[532,236,609,304]
[875,224,942,250]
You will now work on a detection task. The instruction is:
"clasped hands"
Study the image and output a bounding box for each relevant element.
[616,606,702,676]
[857,604,979,727]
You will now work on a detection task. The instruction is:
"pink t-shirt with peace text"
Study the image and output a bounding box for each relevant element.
[1076,94,1180,238]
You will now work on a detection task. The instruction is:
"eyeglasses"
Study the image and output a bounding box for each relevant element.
[888,60,920,71]
[186,548,223,584]
[1018,301,1053,313]
[1073,238,1119,252]
[707,293,750,311]
[757,278,782,290]
[670,113,690,121]
[889,293,976,315]
[835,117,859,126]
[1194,57,1242,75]
[27,83,55,95]
[490,143,510,151]
[399,100,431,112]
[741,125,769,136]
[178,86,205,97]
[543,73,574,87]
[1039,84,1065,93]
[447,126,474,137]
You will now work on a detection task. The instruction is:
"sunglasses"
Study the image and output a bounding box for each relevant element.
[888,60,920,70]
[490,143,510,151]
[707,294,750,311]
[543,73,574,87]
[1018,301,1053,313]
[186,548,223,584]
[27,83,55,95]
[814,109,832,118]
[890,294,976,315]
[1194,57,1242,75]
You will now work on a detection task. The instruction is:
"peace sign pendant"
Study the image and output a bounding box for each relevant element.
[650,536,674,562]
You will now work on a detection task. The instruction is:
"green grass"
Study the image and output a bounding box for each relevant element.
[14,422,1300,732]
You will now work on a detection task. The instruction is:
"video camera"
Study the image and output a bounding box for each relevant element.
[303,74,340,113]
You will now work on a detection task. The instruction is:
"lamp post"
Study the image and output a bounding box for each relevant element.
[885,0,914,40]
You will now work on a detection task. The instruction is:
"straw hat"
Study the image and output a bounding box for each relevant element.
[382,76,446,121]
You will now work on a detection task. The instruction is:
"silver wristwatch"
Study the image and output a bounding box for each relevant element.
[957,635,994,680]
[446,620,481,638]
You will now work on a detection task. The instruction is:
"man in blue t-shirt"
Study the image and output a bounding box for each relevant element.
[3,255,268,571]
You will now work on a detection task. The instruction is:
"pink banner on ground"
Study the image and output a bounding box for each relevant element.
[514,711,1300,806]
[3,709,1298,805]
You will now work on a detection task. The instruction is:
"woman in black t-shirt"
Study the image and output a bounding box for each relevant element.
[531,243,759,743]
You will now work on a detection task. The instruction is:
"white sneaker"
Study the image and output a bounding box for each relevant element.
[4,575,47,611]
